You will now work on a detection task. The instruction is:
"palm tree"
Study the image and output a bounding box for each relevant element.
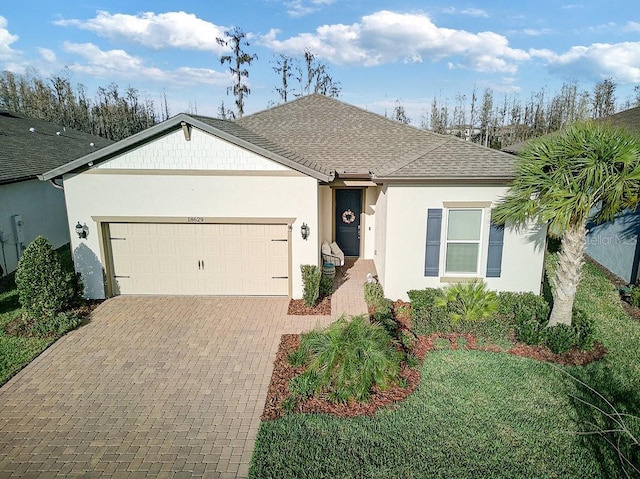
[493,122,640,326]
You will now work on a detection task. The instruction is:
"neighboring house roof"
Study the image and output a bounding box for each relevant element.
[600,106,640,133]
[42,94,518,183]
[0,111,113,185]
[237,94,517,181]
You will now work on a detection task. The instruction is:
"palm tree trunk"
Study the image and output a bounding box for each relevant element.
[548,221,587,326]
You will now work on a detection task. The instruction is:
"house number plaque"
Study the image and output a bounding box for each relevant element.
[187,217,205,223]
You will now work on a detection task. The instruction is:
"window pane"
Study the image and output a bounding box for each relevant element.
[445,243,479,273]
[447,210,482,241]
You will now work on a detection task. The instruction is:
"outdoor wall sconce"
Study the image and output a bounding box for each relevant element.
[75,222,89,239]
[301,222,310,240]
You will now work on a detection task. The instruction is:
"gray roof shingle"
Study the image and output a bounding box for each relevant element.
[236,94,517,180]
[0,111,113,184]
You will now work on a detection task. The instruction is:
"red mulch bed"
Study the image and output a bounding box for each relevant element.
[287,295,331,316]
[262,302,609,421]
[261,334,420,421]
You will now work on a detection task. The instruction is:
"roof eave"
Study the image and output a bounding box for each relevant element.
[372,175,514,185]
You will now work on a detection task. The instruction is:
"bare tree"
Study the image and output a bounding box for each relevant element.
[272,54,294,103]
[592,78,616,119]
[216,27,257,118]
[392,100,410,124]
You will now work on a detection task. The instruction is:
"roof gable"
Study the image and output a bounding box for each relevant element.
[0,111,113,185]
[96,127,290,172]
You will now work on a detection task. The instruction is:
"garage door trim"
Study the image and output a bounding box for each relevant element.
[95,216,294,298]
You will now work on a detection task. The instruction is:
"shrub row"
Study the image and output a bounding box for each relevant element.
[409,286,596,353]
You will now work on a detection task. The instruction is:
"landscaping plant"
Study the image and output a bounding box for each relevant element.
[493,122,640,327]
[300,264,321,307]
[436,280,498,323]
[15,236,75,319]
[288,315,403,403]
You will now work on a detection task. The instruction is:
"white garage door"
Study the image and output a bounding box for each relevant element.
[108,223,289,295]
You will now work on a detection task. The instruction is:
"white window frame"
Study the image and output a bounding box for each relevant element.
[442,207,485,277]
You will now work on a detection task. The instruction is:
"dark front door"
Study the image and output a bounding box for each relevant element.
[335,189,362,256]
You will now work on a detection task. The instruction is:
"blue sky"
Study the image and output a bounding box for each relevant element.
[1,1,639,121]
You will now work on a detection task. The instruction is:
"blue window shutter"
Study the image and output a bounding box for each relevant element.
[425,209,442,277]
[486,222,504,278]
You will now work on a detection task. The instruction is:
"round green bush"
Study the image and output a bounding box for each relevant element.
[15,236,74,319]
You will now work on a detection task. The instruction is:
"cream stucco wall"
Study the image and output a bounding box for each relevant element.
[63,127,320,299]
[373,185,389,286]
[318,185,333,248]
[362,187,380,260]
[0,179,69,275]
[381,184,546,301]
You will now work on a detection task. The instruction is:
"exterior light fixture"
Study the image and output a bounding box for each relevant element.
[300,222,310,240]
[75,222,89,239]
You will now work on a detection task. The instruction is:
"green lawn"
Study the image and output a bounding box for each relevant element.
[0,244,77,386]
[249,259,640,478]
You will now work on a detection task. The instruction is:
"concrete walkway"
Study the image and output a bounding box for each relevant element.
[0,259,376,478]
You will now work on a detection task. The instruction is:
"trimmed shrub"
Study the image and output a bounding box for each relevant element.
[300,264,321,307]
[291,315,403,403]
[513,294,550,345]
[15,236,74,319]
[30,311,82,336]
[572,308,596,350]
[435,280,498,323]
[364,282,385,309]
[629,285,640,308]
[547,324,576,354]
[319,275,334,298]
[408,288,450,335]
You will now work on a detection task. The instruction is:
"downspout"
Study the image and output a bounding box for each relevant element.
[49,178,64,190]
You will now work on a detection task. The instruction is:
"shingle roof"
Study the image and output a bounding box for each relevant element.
[236,94,517,180]
[0,111,113,185]
[601,106,640,133]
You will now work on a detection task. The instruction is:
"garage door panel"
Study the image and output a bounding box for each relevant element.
[108,222,289,296]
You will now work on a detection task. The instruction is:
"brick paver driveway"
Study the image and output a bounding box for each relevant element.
[0,296,338,478]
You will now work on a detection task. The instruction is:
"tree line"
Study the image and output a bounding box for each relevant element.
[413,78,640,149]
[2,25,639,148]
[0,69,164,141]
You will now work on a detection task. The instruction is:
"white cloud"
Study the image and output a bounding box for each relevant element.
[624,21,640,33]
[285,0,336,17]
[519,28,552,36]
[442,7,489,18]
[62,42,230,86]
[55,11,229,53]
[0,16,19,61]
[260,10,528,73]
[531,42,640,84]
[38,48,56,63]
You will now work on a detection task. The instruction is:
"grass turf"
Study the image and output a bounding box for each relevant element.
[249,257,640,478]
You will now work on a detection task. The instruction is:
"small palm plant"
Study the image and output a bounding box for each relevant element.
[289,315,403,403]
[436,280,498,323]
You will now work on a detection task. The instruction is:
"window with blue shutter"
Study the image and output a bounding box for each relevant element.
[486,221,504,277]
[424,209,442,277]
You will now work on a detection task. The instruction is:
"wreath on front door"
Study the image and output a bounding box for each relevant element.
[342,209,356,224]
